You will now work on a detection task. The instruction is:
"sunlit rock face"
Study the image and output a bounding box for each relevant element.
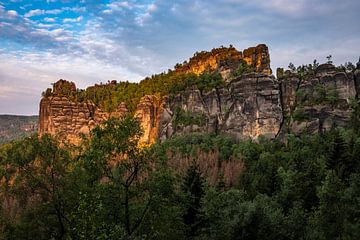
[174,44,271,76]
[39,81,162,145]
[39,80,129,144]
[134,95,162,146]
[243,44,272,75]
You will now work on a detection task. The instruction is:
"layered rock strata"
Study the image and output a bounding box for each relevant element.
[175,44,271,76]
[279,63,359,135]
[39,45,360,144]
[39,80,129,144]
[159,73,282,140]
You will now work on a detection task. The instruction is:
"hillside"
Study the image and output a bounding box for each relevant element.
[0,115,38,143]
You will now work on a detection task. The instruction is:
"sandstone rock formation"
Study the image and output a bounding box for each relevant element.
[38,44,360,144]
[175,44,271,76]
[134,95,162,146]
[39,80,129,144]
[279,63,359,135]
[159,73,282,140]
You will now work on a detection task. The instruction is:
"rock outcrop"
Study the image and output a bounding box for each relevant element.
[159,73,282,140]
[39,80,129,144]
[38,44,360,144]
[134,95,162,146]
[175,44,271,76]
[279,63,359,135]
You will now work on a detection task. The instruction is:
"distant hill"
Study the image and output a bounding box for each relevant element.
[0,115,38,143]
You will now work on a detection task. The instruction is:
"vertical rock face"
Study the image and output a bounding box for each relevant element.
[134,95,162,145]
[158,73,282,141]
[175,44,271,76]
[279,63,358,135]
[38,45,360,144]
[243,44,272,75]
[39,80,129,144]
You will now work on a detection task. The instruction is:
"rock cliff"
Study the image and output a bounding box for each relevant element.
[39,80,129,144]
[279,63,359,135]
[175,44,271,77]
[159,73,282,140]
[38,45,360,144]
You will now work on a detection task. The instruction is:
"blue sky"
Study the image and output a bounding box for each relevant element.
[0,0,360,115]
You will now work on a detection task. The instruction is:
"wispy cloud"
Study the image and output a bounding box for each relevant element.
[63,16,83,23]
[24,8,63,17]
[7,10,18,17]
[43,17,56,22]
[135,3,157,26]
[107,1,133,10]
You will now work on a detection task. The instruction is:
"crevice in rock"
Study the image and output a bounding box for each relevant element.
[353,70,360,99]
[275,79,285,138]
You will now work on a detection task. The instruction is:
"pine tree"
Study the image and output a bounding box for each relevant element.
[181,161,205,238]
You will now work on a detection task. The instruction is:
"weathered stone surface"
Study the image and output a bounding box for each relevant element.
[280,63,357,135]
[175,44,271,76]
[39,46,360,144]
[243,44,272,75]
[39,82,129,144]
[158,73,282,140]
[135,95,161,146]
[355,69,360,96]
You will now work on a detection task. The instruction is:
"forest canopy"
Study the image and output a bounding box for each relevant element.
[1,113,360,239]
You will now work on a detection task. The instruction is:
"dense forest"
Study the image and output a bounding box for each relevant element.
[0,111,360,239]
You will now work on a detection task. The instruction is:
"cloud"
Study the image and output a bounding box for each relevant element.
[135,3,157,26]
[62,6,86,13]
[102,9,112,14]
[44,17,56,22]
[63,16,83,23]
[0,50,145,114]
[107,1,133,11]
[24,7,84,18]
[24,9,44,17]
[271,37,360,71]
[24,9,63,17]
[7,10,18,17]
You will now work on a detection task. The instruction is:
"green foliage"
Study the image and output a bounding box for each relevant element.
[295,83,339,108]
[182,162,205,238]
[350,97,360,133]
[58,70,225,113]
[326,55,333,64]
[200,189,285,240]
[172,108,206,131]
[195,72,224,92]
[285,60,318,80]
[154,133,234,162]
[292,107,310,121]
[325,87,339,106]
[0,134,74,239]
[232,60,255,77]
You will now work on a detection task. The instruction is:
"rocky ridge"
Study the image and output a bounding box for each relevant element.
[38,45,360,144]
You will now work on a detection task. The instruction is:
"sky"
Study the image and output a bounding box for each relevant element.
[0,0,360,115]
